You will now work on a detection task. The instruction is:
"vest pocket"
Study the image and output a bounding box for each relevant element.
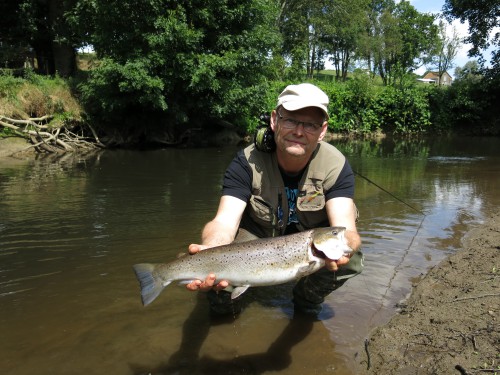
[248,196,276,228]
[297,184,325,212]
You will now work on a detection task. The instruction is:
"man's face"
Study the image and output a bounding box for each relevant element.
[270,106,327,159]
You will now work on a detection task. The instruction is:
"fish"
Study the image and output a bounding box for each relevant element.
[133,226,352,306]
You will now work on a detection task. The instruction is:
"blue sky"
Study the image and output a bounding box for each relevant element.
[409,0,445,14]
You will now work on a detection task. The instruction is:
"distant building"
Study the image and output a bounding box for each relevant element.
[417,71,453,86]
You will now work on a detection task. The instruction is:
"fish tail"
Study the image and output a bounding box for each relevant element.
[133,263,169,306]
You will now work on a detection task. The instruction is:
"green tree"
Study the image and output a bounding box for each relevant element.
[361,0,392,78]
[429,60,499,134]
[0,0,31,69]
[443,0,499,134]
[80,0,281,139]
[443,0,499,76]
[320,0,370,81]
[454,60,481,82]
[8,0,80,76]
[278,0,324,78]
[365,0,438,85]
[431,20,460,85]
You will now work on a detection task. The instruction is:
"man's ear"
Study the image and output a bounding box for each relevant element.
[270,110,278,132]
[318,122,328,142]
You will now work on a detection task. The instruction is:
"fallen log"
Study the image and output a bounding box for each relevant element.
[0,114,105,153]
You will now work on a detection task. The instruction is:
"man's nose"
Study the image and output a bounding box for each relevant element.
[293,122,305,134]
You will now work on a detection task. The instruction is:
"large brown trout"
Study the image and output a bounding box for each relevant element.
[133,227,352,306]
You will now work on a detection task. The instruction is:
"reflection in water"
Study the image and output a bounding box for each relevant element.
[131,294,317,375]
[1,137,499,375]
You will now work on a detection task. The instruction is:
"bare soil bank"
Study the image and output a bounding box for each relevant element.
[0,137,35,158]
[361,212,500,374]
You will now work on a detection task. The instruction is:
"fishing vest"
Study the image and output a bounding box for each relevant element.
[240,141,346,238]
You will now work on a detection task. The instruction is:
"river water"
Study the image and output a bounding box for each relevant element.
[1,136,498,375]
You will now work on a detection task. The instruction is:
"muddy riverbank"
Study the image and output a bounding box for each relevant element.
[362,212,499,374]
[0,137,34,158]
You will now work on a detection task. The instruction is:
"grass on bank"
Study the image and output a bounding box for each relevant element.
[0,70,83,137]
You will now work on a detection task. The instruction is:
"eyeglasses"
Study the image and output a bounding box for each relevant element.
[277,109,323,134]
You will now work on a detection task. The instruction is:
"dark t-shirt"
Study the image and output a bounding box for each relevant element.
[222,150,355,234]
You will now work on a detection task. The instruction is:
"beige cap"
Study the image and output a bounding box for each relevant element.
[276,83,329,119]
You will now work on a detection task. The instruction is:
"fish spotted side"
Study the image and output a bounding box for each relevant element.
[133,226,352,306]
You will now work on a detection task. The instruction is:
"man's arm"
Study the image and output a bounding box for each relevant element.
[324,197,361,271]
[199,195,246,248]
[186,195,247,291]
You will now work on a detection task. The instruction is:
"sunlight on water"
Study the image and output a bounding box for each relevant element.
[0,138,499,375]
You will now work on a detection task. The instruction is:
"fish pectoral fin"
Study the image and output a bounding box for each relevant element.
[298,261,319,276]
[231,285,250,299]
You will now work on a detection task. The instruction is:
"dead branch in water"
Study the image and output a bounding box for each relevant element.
[0,115,105,153]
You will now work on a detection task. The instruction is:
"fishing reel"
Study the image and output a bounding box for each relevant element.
[254,112,276,153]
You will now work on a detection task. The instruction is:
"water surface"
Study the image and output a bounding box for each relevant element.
[1,137,498,374]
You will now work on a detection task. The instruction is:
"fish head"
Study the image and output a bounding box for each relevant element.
[311,227,352,260]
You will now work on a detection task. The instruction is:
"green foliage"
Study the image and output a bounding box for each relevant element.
[320,0,370,81]
[443,0,499,79]
[443,0,499,58]
[323,80,355,132]
[367,0,439,86]
[78,0,281,135]
[305,74,432,134]
[372,83,431,133]
[0,73,83,132]
[79,58,167,126]
[0,73,25,100]
[428,67,500,134]
[454,60,482,82]
[3,0,497,141]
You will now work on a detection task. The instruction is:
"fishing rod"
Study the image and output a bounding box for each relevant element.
[355,167,428,344]
[353,169,427,216]
[254,112,426,217]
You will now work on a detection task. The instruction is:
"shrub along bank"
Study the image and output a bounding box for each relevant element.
[261,73,498,137]
[1,69,498,147]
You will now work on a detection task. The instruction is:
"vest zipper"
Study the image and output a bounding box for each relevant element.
[277,192,284,235]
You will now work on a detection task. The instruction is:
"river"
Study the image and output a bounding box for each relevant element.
[1,136,498,374]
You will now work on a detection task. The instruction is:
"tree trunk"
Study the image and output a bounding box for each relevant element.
[33,40,55,75]
[49,0,76,77]
[53,43,76,77]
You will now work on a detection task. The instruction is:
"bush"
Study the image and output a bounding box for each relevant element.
[0,73,25,100]
[308,74,431,135]
[372,84,431,133]
[428,75,500,135]
[78,58,167,129]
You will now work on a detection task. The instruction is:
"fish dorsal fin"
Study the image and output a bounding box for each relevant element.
[231,285,250,299]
